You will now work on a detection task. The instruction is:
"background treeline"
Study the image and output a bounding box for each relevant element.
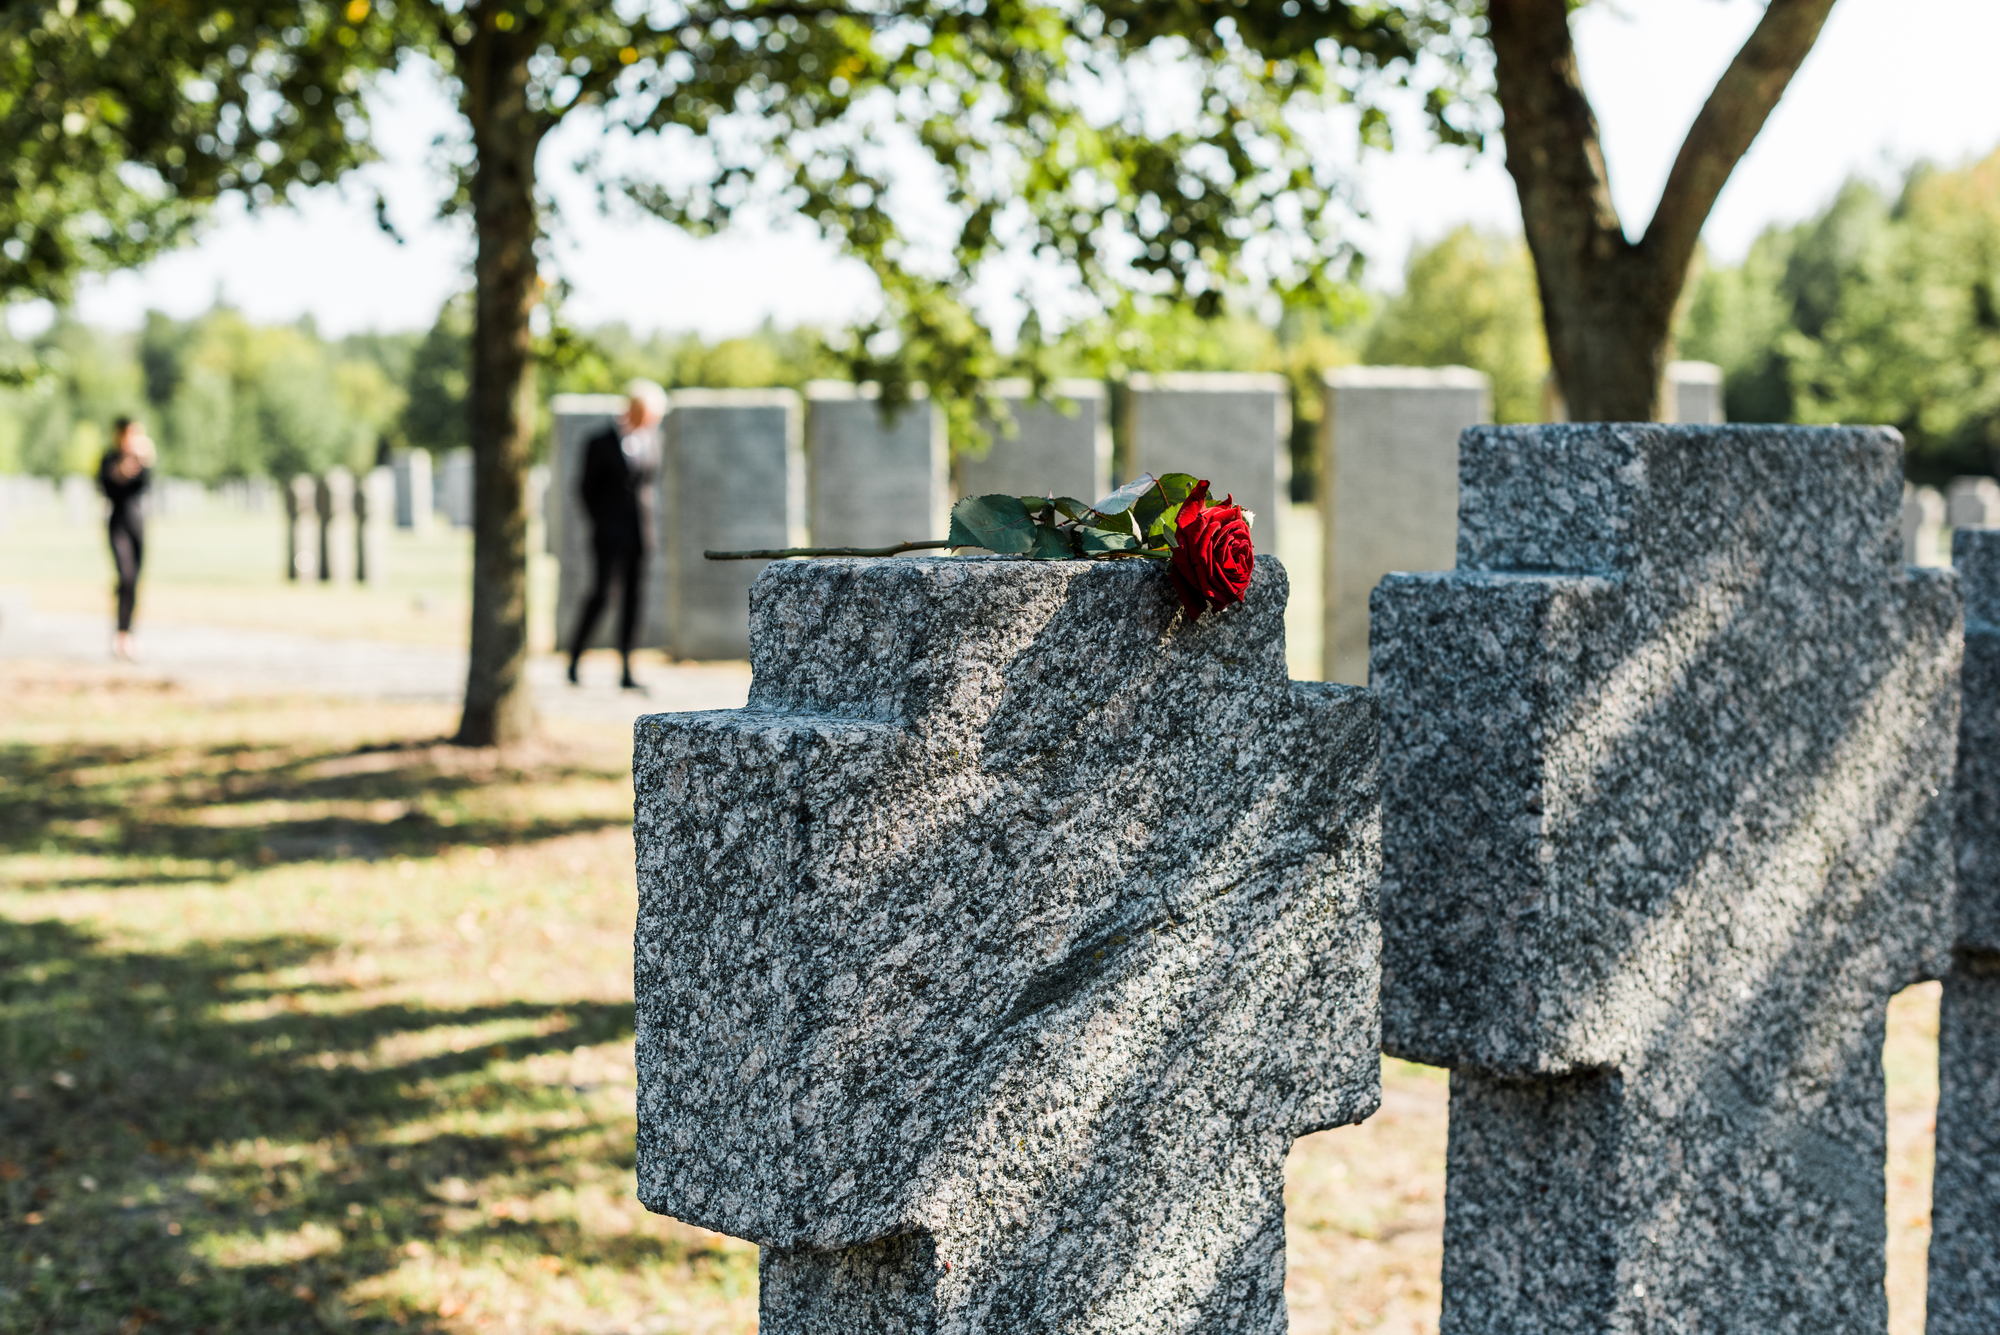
[3,145,1994,487]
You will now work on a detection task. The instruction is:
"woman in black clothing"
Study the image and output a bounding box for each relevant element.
[97,415,155,661]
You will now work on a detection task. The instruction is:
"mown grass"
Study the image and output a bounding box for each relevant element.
[0,663,1943,1334]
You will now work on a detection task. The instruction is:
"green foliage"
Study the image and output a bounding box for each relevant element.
[1364,226,1548,423]
[400,292,472,461]
[0,0,398,306]
[947,471,1200,559]
[1681,150,2000,479]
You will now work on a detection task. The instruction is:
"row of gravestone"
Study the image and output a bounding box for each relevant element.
[1905,477,2000,567]
[551,364,1726,667]
[279,457,543,582]
[628,421,2000,1334]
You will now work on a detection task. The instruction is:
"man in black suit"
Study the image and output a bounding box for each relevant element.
[567,378,668,690]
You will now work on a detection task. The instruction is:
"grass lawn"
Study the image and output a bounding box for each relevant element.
[0,664,1942,1333]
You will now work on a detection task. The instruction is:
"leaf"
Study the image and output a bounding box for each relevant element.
[949,494,1040,554]
[1087,474,1159,518]
[1049,497,1097,524]
[1028,524,1076,559]
[1133,472,1203,539]
[1074,528,1147,555]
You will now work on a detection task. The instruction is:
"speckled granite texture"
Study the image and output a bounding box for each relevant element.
[1929,528,2000,1335]
[1372,425,1961,1335]
[632,555,1381,1333]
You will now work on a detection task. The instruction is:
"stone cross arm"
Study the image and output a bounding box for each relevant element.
[634,555,1380,1333]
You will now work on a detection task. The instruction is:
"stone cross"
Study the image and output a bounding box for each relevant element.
[633,556,1381,1332]
[1929,528,2000,1333]
[1372,424,1959,1333]
[1318,365,1488,685]
[1125,373,1289,550]
[549,393,667,651]
[661,388,804,659]
[806,382,950,548]
[955,379,1109,504]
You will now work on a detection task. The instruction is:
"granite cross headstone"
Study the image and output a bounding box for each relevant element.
[661,388,804,659]
[806,382,949,549]
[1928,528,2000,1334]
[1373,424,1959,1334]
[633,555,1381,1333]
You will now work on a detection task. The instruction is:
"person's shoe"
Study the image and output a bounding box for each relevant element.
[620,671,647,695]
[566,658,580,686]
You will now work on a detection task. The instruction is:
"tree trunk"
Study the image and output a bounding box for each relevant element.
[1486,0,1839,422]
[454,20,544,747]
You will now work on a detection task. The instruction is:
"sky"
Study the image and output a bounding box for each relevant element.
[19,0,2000,342]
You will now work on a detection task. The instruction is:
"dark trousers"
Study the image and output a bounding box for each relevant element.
[569,537,644,662]
[109,518,144,632]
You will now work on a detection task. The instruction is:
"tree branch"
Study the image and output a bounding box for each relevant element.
[1640,0,1838,285]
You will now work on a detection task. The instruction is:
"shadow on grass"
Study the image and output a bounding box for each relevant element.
[0,918,716,1333]
[0,735,632,887]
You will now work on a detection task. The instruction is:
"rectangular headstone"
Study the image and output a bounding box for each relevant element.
[805,382,948,548]
[1929,528,2000,1334]
[1126,373,1289,550]
[437,447,474,529]
[1318,366,1488,685]
[548,394,667,652]
[660,389,803,660]
[1665,359,1725,424]
[1372,424,1959,1334]
[285,475,318,581]
[393,448,433,532]
[316,468,356,584]
[954,379,1109,503]
[357,465,394,583]
[633,555,1381,1333]
[1948,476,2000,530]
[1907,483,1948,566]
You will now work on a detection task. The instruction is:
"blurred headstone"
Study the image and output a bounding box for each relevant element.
[393,448,434,533]
[285,475,319,582]
[805,382,949,548]
[317,468,356,584]
[437,448,474,529]
[1664,360,1726,424]
[1949,476,2000,530]
[1318,365,1489,685]
[61,474,93,527]
[1906,484,1948,566]
[663,388,804,660]
[358,466,394,584]
[549,394,667,651]
[1125,372,1289,549]
[1374,423,1957,1334]
[955,379,1109,504]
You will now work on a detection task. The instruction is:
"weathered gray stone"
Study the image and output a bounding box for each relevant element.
[662,389,804,660]
[1929,528,2000,1334]
[1665,359,1726,424]
[437,446,474,529]
[955,379,1109,504]
[1318,365,1488,685]
[1372,424,1960,1335]
[1906,484,1948,567]
[632,555,1380,1333]
[1126,373,1289,550]
[392,447,433,532]
[806,382,950,548]
[357,465,393,584]
[1947,476,2000,530]
[549,394,667,651]
[285,474,318,581]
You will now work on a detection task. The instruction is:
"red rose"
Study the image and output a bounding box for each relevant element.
[1166,479,1254,620]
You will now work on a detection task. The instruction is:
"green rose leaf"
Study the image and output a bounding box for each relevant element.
[950,494,1040,554]
[1028,524,1075,559]
[1134,473,1199,538]
[1087,474,1159,518]
[1075,528,1150,555]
